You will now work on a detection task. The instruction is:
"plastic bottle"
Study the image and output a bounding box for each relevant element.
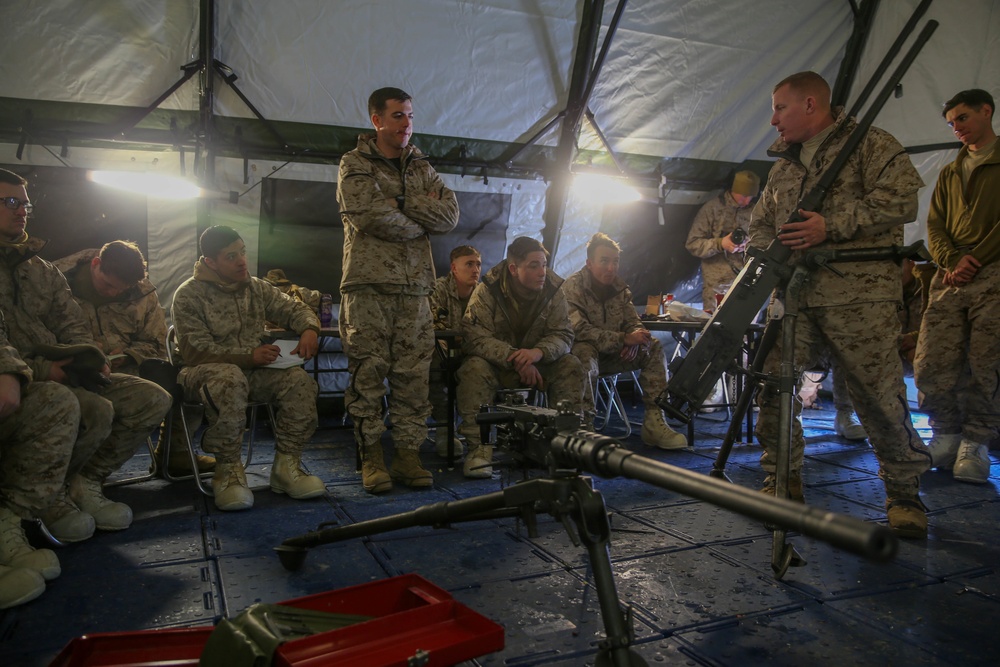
[319,294,333,328]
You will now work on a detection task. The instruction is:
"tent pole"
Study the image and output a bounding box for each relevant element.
[543,0,630,261]
[832,0,880,108]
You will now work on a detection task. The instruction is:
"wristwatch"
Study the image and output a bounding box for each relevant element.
[395,195,405,210]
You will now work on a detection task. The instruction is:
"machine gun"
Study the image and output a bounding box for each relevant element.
[277,395,897,667]
[657,18,938,423]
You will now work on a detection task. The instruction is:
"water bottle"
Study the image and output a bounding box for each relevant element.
[319,294,333,328]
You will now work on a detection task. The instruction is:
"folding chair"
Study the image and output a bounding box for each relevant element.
[163,325,275,496]
[593,372,633,437]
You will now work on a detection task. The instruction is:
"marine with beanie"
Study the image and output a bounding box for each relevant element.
[685,170,759,311]
[562,233,687,449]
[915,88,1000,485]
[457,236,585,479]
[0,168,172,546]
[337,87,460,494]
[171,225,326,511]
[748,72,930,538]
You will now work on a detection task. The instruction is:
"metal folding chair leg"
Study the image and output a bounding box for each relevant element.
[594,374,632,437]
[105,435,159,487]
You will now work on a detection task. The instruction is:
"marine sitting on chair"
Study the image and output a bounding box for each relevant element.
[457,236,585,479]
[562,232,687,449]
[170,225,325,511]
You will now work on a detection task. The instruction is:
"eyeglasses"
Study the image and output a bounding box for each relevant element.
[0,197,32,213]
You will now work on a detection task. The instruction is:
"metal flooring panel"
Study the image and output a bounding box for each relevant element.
[827,580,1000,662]
[608,546,812,633]
[449,569,660,665]
[366,526,564,587]
[673,601,945,666]
[713,534,935,600]
[214,540,386,617]
[632,499,773,545]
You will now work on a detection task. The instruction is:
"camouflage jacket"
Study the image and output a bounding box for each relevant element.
[171,260,321,369]
[429,273,473,331]
[684,193,753,296]
[0,310,31,384]
[925,141,1000,270]
[337,135,460,295]
[0,238,95,380]
[55,249,168,369]
[749,108,922,307]
[561,267,643,355]
[462,260,574,368]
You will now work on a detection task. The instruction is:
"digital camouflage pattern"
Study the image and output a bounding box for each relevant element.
[685,193,753,309]
[0,317,79,517]
[172,262,321,368]
[429,273,470,421]
[749,111,929,499]
[176,363,317,460]
[0,241,171,485]
[561,267,667,411]
[337,133,458,451]
[914,143,1000,445]
[749,109,924,307]
[458,260,584,445]
[171,261,322,460]
[340,291,434,451]
[337,134,459,295]
[55,249,168,372]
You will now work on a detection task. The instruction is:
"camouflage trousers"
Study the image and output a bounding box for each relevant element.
[0,381,80,517]
[571,339,667,414]
[456,354,586,447]
[914,263,1000,443]
[178,364,317,462]
[71,373,172,482]
[755,302,929,499]
[340,292,434,451]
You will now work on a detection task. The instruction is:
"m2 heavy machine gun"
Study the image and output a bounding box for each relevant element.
[657,18,938,425]
[278,396,897,667]
[656,18,938,573]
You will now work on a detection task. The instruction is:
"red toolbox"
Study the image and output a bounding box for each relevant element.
[50,573,504,666]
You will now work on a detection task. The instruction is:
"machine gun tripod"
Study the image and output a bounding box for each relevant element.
[277,396,896,666]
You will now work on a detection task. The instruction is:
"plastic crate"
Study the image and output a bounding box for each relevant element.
[50,573,504,667]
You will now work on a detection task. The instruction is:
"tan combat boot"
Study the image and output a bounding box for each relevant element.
[35,494,95,543]
[760,473,805,503]
[361,445,392,494]
[463,445,494,479]
[433,429,464,459]
[0,564,45,610]
[270,452,326,499]
[0,505,61,581]
[886,498,927,539]
[640,409,688,450]
[211,462,254,511]
[68,475,133,531]
[390,449,434,488]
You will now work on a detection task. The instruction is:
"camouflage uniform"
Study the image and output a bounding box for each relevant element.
[561,267,666,413]
[748,108,929,500]
[458,261,584,445]
[337,134,459,451]
[685,193,753,310]
[55,249,168,374]
[0,239,171,485]
[171,261,321,462]
[428,273,470,424]
[914,142,1000,443]
[0,315,80,518]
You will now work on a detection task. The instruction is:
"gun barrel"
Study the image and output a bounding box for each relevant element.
[552,432,897,562]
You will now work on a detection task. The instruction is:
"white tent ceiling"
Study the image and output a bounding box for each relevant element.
[0,0,997,298]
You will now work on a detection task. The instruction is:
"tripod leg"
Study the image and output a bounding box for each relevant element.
[771,298,805,578]
[711,320,780,479]
[571,478,648,667]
